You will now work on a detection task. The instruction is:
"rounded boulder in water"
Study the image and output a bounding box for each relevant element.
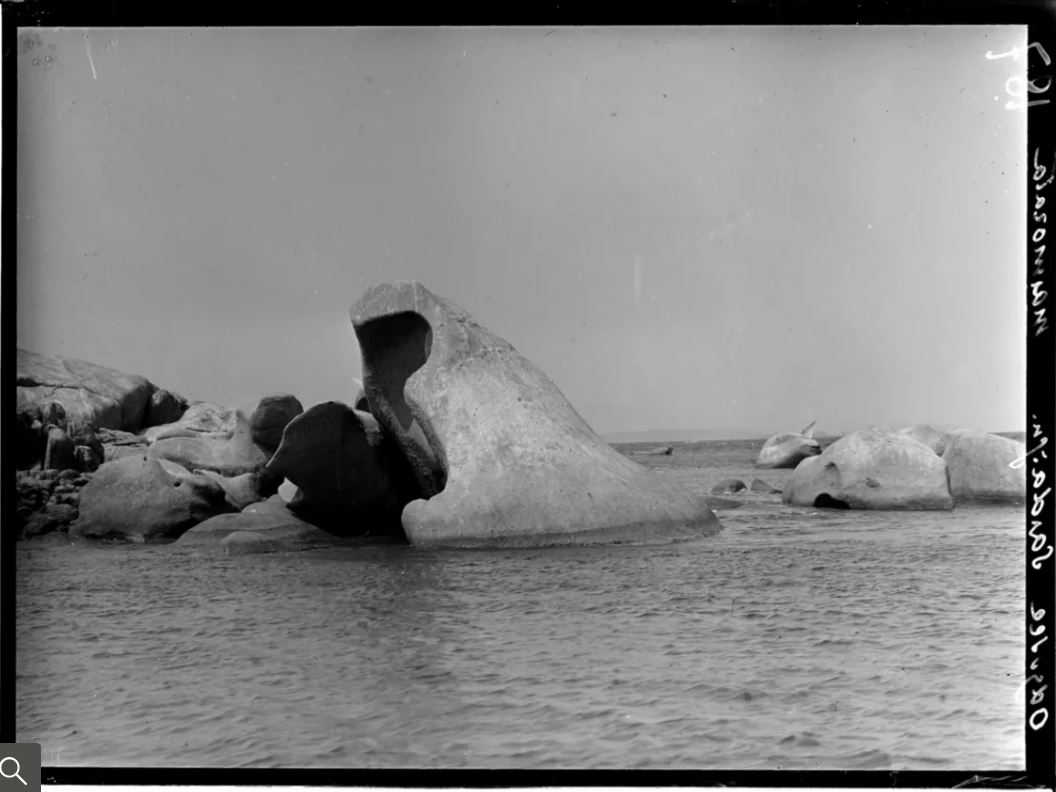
[782,426,952,510]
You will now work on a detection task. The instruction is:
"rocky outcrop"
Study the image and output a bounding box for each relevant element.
[943,430,1026,503]
[782,427,952,510]
[349,281,721,548]
[70,455,231,542]
[18,348,157,433]
[266,401,420,537]
[250,394,304,451]
[756,420,822,468]
[148,412,272,477]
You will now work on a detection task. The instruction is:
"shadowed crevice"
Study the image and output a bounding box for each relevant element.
[813,493,850,510]
[355,311,448,498]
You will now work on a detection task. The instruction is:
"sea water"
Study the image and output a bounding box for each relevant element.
[15,439,1024,769]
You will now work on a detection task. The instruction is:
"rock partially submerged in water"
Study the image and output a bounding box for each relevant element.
[756,420,822,469]
[175,496,344,554]
[782,427,952,510]
[350,281,721,548]
[749,478,781,494]
[266,401,419,537]
[942,430,1026,504]
[711,478,747,494]
[70,455,231,542]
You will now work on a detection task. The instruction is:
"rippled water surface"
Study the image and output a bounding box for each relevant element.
[16,440,1024,769]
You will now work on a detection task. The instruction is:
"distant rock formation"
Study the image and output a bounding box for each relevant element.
[782,427,953,510]
[350,281,721,548]
[942,429,1026,503]
[756,420,822,469]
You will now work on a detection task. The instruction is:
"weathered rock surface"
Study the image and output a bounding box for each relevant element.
[897,424,951,456]
[711,478,747,494]
[196,469,279,511]
[250,394,304,451]
[756,420,822,469]
[70,455,231,542]
[266,401,420,537]
[145,388,188,427]
[943,430,1026,504]
[44,427,76,471]
[175,496,349,554]
[782,427,952,510]
[749,478,781,494]
[141,402,239,443]
[148,412,271,477]
[350,281,721,547]
[17,348,156,432]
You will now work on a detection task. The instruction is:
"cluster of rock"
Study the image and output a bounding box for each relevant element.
[16,281,724,550]
[780,425,1026,510]
[15,348,314,547]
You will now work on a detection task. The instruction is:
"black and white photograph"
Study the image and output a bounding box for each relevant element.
[9,20,1043,775]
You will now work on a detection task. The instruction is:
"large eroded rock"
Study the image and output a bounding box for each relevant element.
[70,455,231,542]
[17,348,156,433]
[349,281,721,547]
[782,426,952,510]
[756,420,822,468]
[943,429,1026,504]
[266,401,420,537]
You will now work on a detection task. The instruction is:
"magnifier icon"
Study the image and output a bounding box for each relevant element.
[0,757,26,786]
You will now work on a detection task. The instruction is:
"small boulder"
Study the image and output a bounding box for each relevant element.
[73,446,102,472]
[943,430,1026,504]
[749,478,781,494]
[782,427,952,510]
[41,400,67,429]
[196,469,280,511]
[711,478,747,494]
[757,420,822,469]
[145,388,188,427]
[70,455,231,542]
[23,503,79,537]
[43,427,76,471]
[646,445,674,456]
[250,394,304,451]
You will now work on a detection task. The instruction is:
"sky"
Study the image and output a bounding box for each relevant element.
[16,26,1027,437]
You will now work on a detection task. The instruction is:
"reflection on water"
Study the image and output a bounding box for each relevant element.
[16,440,1024,769]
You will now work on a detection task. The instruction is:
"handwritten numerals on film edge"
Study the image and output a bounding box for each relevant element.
[986,41,1052,110]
